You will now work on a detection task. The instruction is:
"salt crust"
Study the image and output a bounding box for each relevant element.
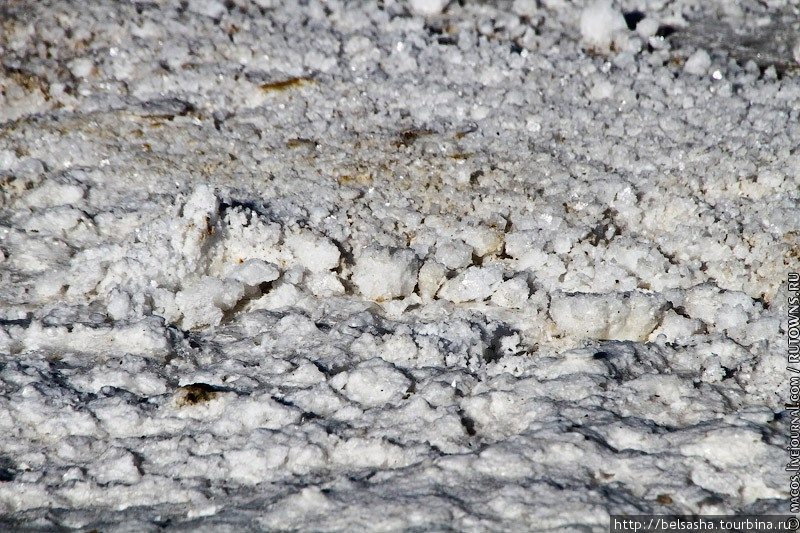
[0,0,794,530]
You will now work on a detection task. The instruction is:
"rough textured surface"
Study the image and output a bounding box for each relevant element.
[0,0,797,530]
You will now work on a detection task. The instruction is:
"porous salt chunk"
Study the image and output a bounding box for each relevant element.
[89,447,142,484]
[76,369,168,398]
[549,291,666,341]
[225,447,288,484]
[22,317,170,358]
[188,0,226,19]
[226,259,280,287]
[684,49,712,76]
[683,284,757,333]
[257,486,332,529]
[351,247,419,301]
[437,264,504,303]
[589,79,615,100]
[330,437,407,468]
[68,57,94,78]
[0,0,790,526]
[182,185,219,228]
[636,18,660,39]
[284,361,326,387]
[417,261,446,300]
[503,231,542,259]
[491,277,530,308]
[285,232,340,272]
[580,1,627,51]
[254,282,301,311]
[434,239,473,270]
[0,149,17,170]
[23,181,84,208]
[458,226,503,257]
[175,276,245,329]
[648,309,704,342]
[409,0,448,16]
[379,333,419,366]
[517,250,566,290]
[304,270,345,297]
[329,359,411,408]
[223,393,300,431]
[22,207,90,238]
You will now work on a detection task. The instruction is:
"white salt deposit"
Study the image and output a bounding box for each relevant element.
[0,0,796,530]
[409,0,449,16]
[684,49,713,75]
[580,0,627,51]
[351,246,420,301]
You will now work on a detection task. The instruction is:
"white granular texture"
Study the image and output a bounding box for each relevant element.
[0,0,796,531]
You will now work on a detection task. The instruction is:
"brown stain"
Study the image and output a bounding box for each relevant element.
[338,173,372,186]
[395,128,434,147]
[175,383,219,407]
[10,70,44,93]
[656,494,673,505]
[197,215,215,239]
[287,138,316,148]
[668,56,684,67]
[260,77,314,91]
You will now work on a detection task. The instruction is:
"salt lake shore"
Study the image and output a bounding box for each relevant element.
[0,0,797,531]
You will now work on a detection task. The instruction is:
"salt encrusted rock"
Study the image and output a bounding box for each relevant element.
[351,246,420,301]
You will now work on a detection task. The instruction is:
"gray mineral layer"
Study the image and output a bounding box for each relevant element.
[0,0,798,531]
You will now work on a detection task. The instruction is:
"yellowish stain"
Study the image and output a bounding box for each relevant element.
[260,77,314,91]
